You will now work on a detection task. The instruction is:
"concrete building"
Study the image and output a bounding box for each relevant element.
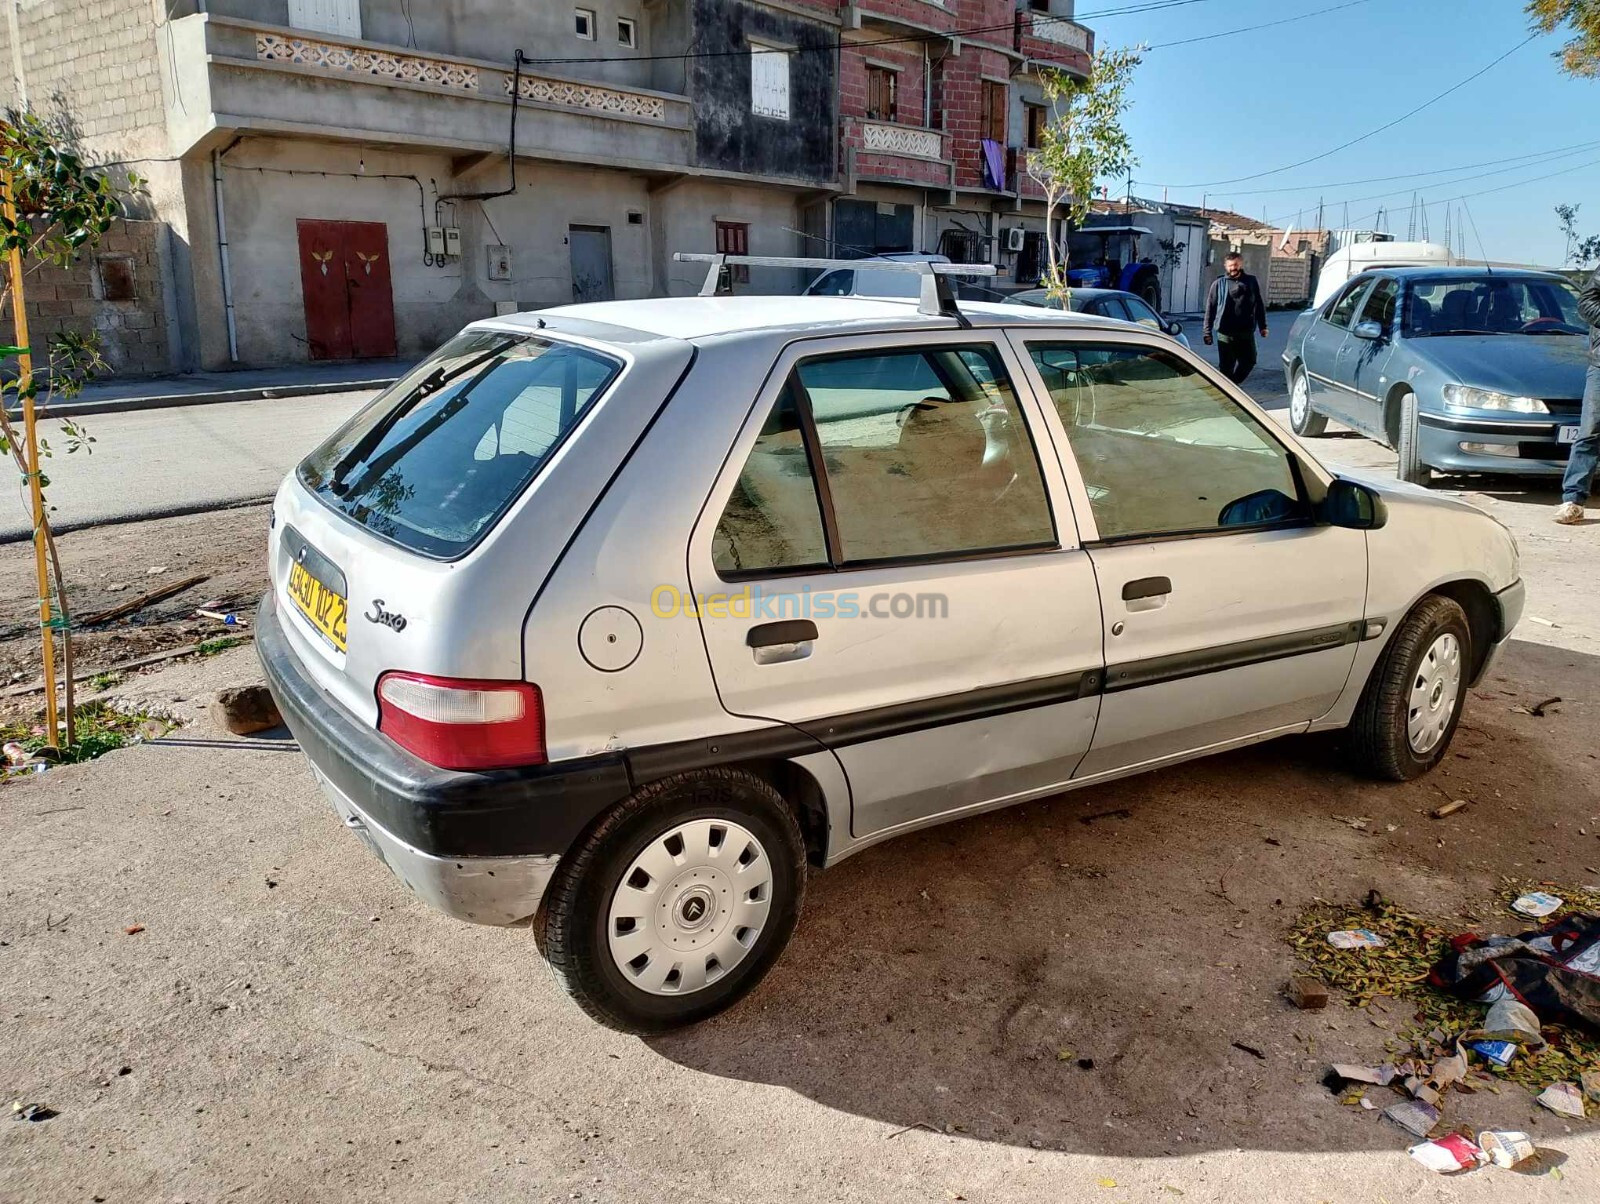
[2,0,1098,374]
[2,0,841,372]
[834,0,1093,290]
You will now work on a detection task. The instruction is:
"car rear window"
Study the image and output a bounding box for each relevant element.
[298,329,623,558]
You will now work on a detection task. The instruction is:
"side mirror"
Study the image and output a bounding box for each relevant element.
[1352,320,1384,341]
[1321,477,1388,530]
[1166,320,1184,336]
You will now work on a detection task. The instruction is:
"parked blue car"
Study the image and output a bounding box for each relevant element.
[1282,267,1590,485]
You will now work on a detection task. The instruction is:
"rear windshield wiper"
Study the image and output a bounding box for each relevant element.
[329,339,515,493]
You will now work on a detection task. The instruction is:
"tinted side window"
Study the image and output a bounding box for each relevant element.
[712,382,829,575]
[1324,279,1371,330]
[1122,296,1163,328]
[809,270,853,296]
[800,345,1055,564]
[1028,344,1306,540]
[1358,278,1399,331]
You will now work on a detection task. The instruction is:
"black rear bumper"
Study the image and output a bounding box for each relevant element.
[257,592,633,858]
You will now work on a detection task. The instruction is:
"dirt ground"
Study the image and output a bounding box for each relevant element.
[0,503,270,718]
[2,429,1599,1200]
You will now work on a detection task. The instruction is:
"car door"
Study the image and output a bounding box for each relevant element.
[1342,276,1400,440]
[1302,277,1373,422]
[1010,332,1368,779]
[689,332,1105,839]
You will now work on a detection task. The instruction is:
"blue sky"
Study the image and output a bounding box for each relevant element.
[1088,0,1599,266]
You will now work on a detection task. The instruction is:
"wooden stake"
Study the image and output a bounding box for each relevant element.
[3,166,61,748]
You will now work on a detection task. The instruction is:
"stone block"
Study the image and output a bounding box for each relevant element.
[210,685,284,736]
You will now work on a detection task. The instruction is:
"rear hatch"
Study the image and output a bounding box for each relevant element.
[268,320,688,734]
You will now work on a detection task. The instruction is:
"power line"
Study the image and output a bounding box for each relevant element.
[1142,0,1374,50]
[1136,137,1600,197]
[520,0,1221,67]
[1258,141,1600,227]
[1158,32,1540,189]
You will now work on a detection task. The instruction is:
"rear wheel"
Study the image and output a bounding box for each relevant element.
[1394,389,1432,486]
[537,768,807,1033]
[1289,367,1328,437]
[1349,595,1471,781]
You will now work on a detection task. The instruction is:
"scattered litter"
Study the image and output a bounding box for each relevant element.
[1510,892,1562,918]
[1525,615,1559,628]
[1056,1048,1074,1062]
[1481,998,1546,1049]
[1360,1097,1375,1110]
[1530,696,1561,717]
[1382,1099,1440,1138]
[124,924,144,936]
[1536,1082,1587,1119]
[196,609,248,627]
[1332,814,1372,831]
[1430,800,1469,819]
[1408,1133,1485,1173]
[1077,1057,1095,1071]
[1467,1040,1518,1068]
[1288,976,1329,1010]
[2,741,27,767]
[1329,1063,1397,1086]
[1327,929,1386,949]
[80,572,210,627]
[10,1101,57,1123]
[1096,1180,1117,1189]
[146,565,168,575]
[1477,1130,1535,1169]
[1231,1041,1266,1060]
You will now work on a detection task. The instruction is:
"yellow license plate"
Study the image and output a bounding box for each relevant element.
[287,560,348,652]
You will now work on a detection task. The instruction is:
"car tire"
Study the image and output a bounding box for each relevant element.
[537,767,807,1034]
[1394,389,1432,486]
[1348,594,1472,782]
[1289,367,1328,437]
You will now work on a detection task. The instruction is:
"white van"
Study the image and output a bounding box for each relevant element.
[1311,241,1454,308]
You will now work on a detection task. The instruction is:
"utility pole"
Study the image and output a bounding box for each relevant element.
[1419,197,1428,243]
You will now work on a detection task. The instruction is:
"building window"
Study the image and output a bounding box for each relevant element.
[866,65,897,123]
[982,81,1007,144]
[574,8,594,39]
[1028,0,1051,10]
[751,43,790,120]
[617,17,636,47]
[1025,103,1047,150]
[715,221,749,284]
[96,256,136,302]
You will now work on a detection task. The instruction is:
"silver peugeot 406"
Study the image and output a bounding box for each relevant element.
[260,257,1523,1033]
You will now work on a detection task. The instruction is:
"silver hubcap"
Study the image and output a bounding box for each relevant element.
[606,818,773,995]
[1407,632,1462,755]
[1291,373,1310,424]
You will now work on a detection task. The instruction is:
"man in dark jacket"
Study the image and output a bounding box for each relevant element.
[1203,252,1269,385]
[1556,265,1600,525]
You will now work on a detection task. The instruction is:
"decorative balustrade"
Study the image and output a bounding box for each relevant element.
[861,121,944,161]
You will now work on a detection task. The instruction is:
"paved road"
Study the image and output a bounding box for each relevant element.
[0,391,373,541]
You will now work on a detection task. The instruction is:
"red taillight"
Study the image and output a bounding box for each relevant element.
[376,672,546,771]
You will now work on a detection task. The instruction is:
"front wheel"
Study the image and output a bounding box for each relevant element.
[1289,368,1328,437]
[1394,389,1433,486]
[1348,595,1471,781]
[537,768,807,1033]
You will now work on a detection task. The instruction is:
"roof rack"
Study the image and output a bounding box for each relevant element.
[672,253,997,325]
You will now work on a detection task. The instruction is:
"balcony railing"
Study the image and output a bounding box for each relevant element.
[861,121,944,161]
[1027,15,1092,52]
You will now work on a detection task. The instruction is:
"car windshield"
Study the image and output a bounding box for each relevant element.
[298,330,623,558]
[1403,276,1586,337]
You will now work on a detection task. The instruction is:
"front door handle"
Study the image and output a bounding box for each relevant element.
[1121,577,1172,602]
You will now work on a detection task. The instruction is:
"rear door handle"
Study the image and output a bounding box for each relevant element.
[746,619,818,666]
[1121,577,1172,602]
[747,620,818,647]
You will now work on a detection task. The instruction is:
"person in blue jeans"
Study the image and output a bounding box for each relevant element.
[1556,265,1600,525]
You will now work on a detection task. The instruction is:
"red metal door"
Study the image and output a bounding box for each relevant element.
[296,219,397,361]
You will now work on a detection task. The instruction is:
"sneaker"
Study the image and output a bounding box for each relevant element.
[1554,502,1585,525]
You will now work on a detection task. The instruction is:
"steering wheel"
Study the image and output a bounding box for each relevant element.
[1520,317,1566,333]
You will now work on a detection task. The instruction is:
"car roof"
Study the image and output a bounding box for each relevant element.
[1360,265,1569,283]
[494,295,1132,343]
